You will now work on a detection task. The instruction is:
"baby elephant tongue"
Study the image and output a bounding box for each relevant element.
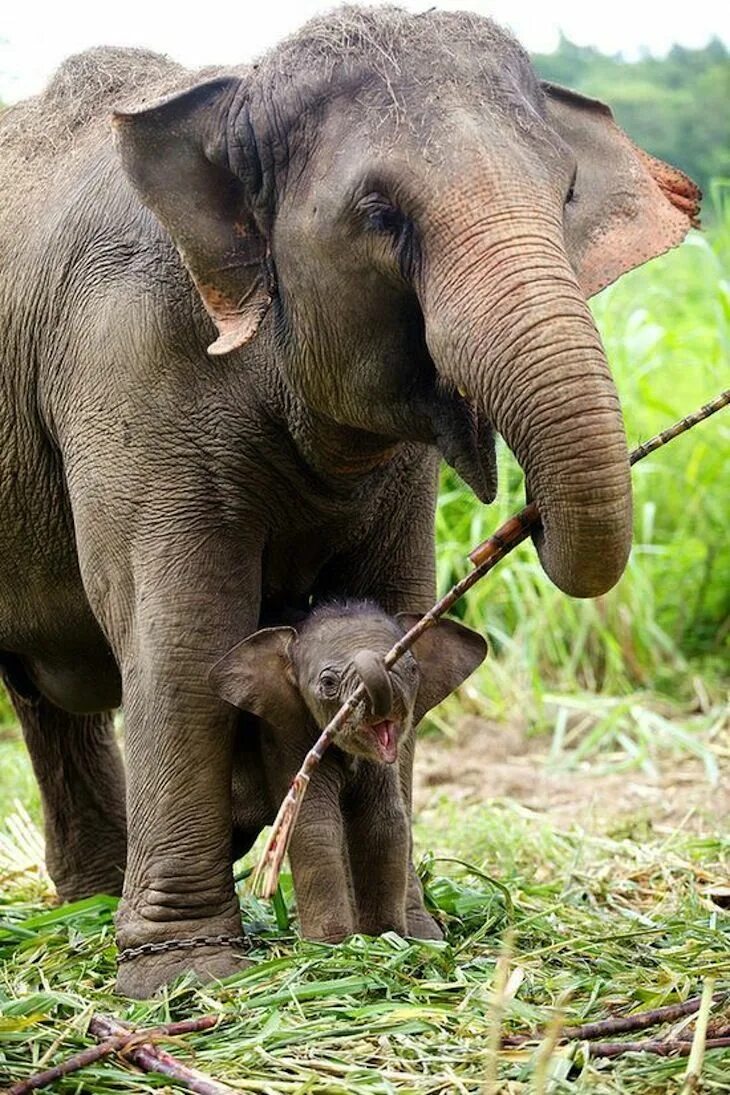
[371,719,399,764]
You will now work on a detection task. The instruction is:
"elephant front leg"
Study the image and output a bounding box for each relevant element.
[284,763,355,943]
[115,642,252,998]
[345,765,409,937]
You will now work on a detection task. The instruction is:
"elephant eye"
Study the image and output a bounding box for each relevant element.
[565,170,577,205]
[318,669,340,697]
[404,657,418,679]
[358,192,407,237]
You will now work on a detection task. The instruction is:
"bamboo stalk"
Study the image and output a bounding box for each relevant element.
[254,390,730,896]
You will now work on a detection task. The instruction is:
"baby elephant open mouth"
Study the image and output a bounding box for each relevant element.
[360,717,401,764]
[212,601,487,775]
[342,647,409,764]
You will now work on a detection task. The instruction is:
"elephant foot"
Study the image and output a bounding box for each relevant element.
[357,913,407,938]
[115,940,251,998]
[406,909,444,940]
[406,867,444,940]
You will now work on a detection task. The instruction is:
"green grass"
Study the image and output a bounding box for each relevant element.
[0,193,728,1093]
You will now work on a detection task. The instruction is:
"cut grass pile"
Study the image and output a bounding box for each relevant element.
[1,792,729,1093]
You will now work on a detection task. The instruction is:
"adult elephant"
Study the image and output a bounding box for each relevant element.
[0,6,698,996]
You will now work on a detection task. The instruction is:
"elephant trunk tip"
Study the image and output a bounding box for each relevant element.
[530,486,633,598]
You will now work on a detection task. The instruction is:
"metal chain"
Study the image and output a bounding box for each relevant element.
[116,934,249,964]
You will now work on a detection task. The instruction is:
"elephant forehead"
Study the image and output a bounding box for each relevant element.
[297,613,402,664]
[256,6,538,109]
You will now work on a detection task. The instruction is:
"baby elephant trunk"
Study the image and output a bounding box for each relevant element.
[352,650,393,721]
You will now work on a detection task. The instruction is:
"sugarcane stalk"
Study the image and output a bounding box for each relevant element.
[500,990,729,1046]
[4,1015,225,1095]
[583,1036,730,1060]
[89,1015,243,1095]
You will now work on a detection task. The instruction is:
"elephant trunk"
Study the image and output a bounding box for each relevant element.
[421,209,632,598]
[352,650,393,720]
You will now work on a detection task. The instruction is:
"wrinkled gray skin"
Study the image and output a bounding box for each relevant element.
[0,6,699,997]
[210,601,487,941]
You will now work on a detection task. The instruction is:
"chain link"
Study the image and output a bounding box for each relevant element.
[116,934,249,964]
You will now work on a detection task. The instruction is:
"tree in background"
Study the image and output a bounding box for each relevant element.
[533,36,730,207]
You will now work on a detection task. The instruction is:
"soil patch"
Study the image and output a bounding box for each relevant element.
[413,715,729,834]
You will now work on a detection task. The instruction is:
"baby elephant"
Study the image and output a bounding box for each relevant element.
[210,601,486,943]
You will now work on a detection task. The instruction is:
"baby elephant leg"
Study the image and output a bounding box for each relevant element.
[283,760,356,943]
[345,764,409,937]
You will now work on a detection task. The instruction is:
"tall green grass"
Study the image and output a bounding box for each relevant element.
[436,188,730,705]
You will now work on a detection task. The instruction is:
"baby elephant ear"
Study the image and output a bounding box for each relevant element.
[112,77,274,356]
[542,82,701,298]
[396,615,487,726]
[208,627,307,730]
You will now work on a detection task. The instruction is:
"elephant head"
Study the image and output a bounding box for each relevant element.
[113,7,700,598]
[209,602,487,764]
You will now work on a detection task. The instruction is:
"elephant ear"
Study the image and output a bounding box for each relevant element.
[396,615,487,726]
[209,627,308,730]
[112,77,274,356]
[542,82,701,298]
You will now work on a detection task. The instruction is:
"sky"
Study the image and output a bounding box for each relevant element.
[2,0,729,102]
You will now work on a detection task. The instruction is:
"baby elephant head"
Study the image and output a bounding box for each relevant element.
[209,602,487,764]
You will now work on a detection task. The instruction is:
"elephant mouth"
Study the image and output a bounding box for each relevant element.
[428,383,497,503]
[362,718,400,764]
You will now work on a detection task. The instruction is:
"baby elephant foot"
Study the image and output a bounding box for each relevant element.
[300,910,355,945]
[302,922,354,944]
[115,937,251,998]
[358,915,407,938]
[405,868,444,940]
[406,909,444,940]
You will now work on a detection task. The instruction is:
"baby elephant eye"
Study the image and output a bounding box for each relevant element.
[318,670,341,697]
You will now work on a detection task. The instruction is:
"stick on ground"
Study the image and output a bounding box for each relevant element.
[500,991,729,1047]
[586,1036,730,1060]
[90,1015,243,1095]
[4,1015,225,1095]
